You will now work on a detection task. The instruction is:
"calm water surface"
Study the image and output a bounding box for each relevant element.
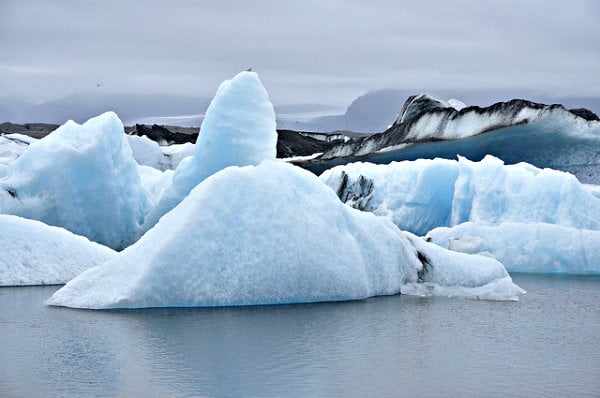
[1,274,599,398]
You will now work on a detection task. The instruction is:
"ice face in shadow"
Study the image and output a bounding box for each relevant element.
[143,71,277,230]
[0,112,151,249]
[47,160,523,309]
[0,214,115,286]
[322,157,460,236]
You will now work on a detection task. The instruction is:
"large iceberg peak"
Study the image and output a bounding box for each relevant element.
[193,71,277,169]
[144,71,277,229]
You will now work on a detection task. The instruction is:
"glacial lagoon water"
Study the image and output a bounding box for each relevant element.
[1,274,599,398]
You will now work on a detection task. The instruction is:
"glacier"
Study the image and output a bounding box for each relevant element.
[143,71,278,230]
[301,94,600,184]
[321,156,600,274]
[320,94,600,158]
[1,214,115,286]
[47,160,523,309]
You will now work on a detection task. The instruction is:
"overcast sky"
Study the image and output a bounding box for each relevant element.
[1,0,599,107]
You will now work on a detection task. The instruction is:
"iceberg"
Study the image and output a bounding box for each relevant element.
[321,155,600,235]
[46,71,522,308]
[0,112,151,249]
[322,156,600,274]
[320,94,600,158]
[0,214,115,286]
[47,160,523,309]
[0,130,189,206]
[137,165,175,204]
[427,222,600,275]
[143,71,278,229]
[401,232,525,300]
[300,94,600,184]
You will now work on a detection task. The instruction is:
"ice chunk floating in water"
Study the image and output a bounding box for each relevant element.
[427,222,600,275]
[47,161,523,309]
[144,71,278,230]
[321,155,600,234]
[0,214,115,286]
[0,112,151,250]
[322,156,600,274]
[401,232,525,300]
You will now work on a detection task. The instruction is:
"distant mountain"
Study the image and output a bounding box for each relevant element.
[285,89,600,133]
[281,89,413,133]
[0,93,212,125]
[3,89,599,135]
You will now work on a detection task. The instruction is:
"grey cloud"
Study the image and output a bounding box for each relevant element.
[0,0,599,108]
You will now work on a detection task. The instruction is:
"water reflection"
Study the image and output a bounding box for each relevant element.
[2,275,600,397]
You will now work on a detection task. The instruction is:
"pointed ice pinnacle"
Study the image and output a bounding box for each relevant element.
[143,71,277,230]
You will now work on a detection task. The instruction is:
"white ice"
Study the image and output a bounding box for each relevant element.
[143,71,278,229]
[0,134,34,178]
[125,134,194,171]
[0,112,151,249]
[1,131,191,205]
[0,214,115,286]
[447,98,467,111]
[47,160,523,309]
[402,232,525,300]
[427,222,600,274]
[321,155,600,234]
